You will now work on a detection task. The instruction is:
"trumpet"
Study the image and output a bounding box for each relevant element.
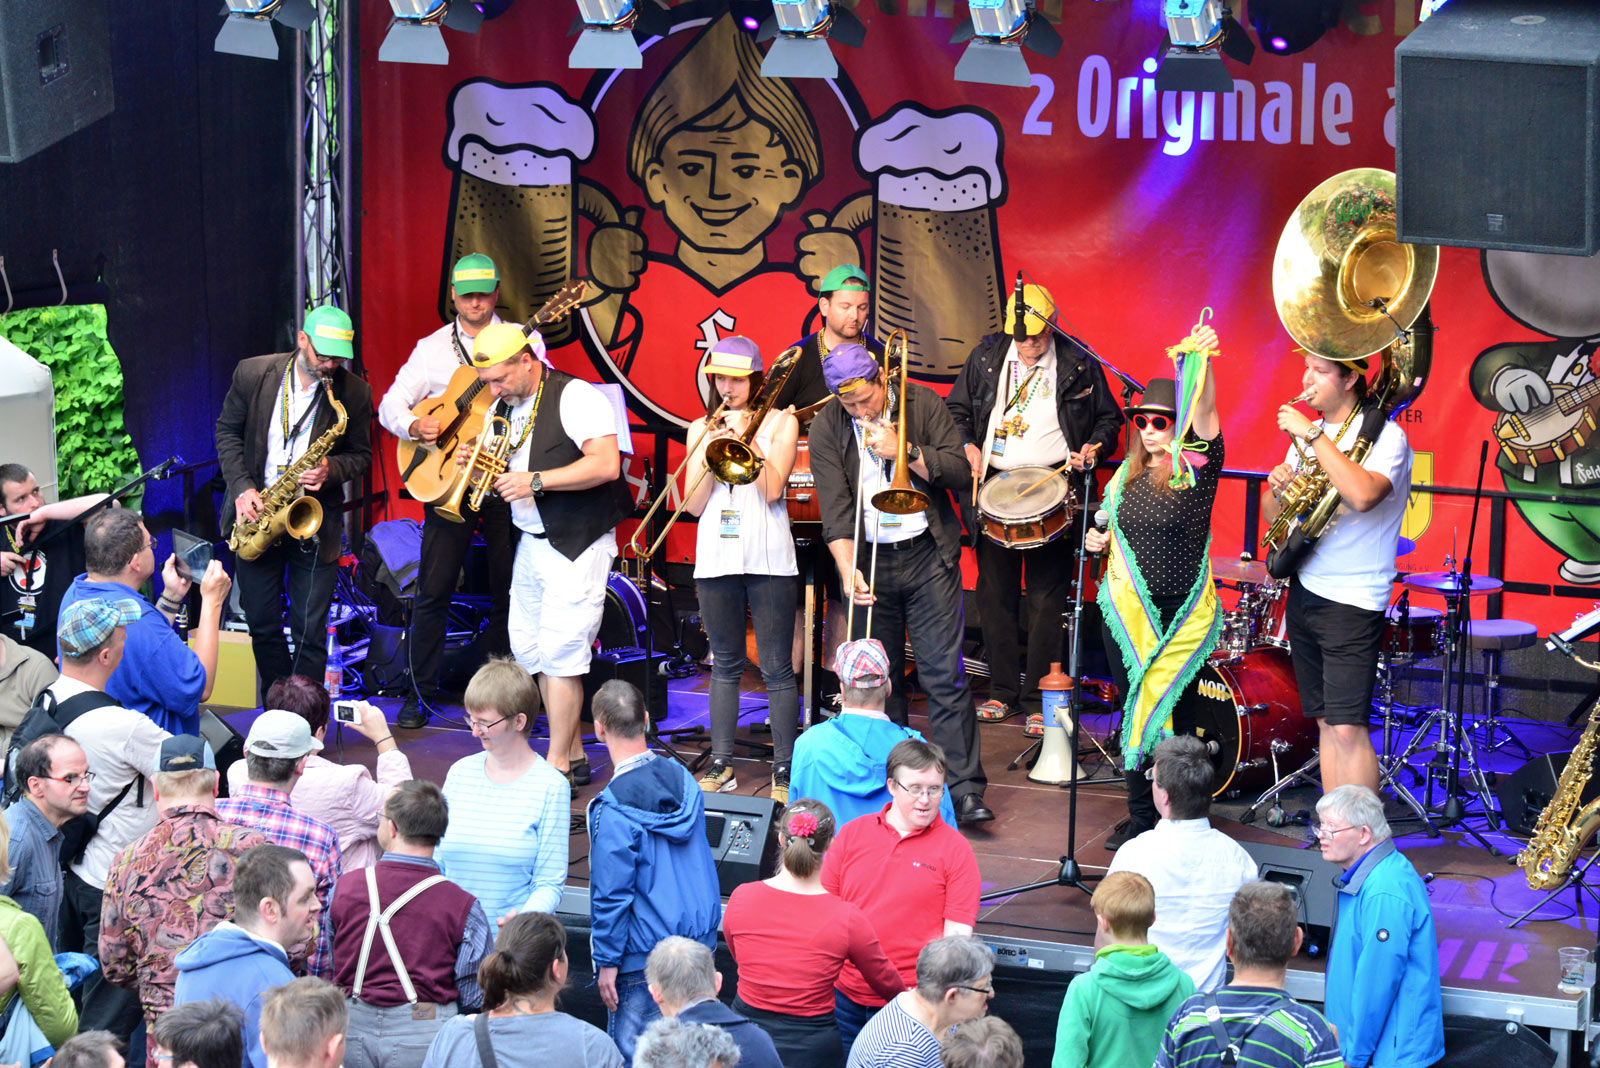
[704,345,803,485]
[437,415,512,523]
[628,400,728,560]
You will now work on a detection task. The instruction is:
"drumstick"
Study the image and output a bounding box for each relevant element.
[971,462,981,507]
[1017,462,1070,498]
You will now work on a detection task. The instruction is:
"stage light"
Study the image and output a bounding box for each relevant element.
[758,1,868,80]
[1249,0,1339,57]
[570,0,644,69]
[1154,0,1254,93]
[952,0,1061,88]
[379,0,483,66]
[1420,0,1451,20]
[214,0,316,61]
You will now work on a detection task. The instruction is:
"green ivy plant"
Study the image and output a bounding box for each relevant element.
[0,305,142,500]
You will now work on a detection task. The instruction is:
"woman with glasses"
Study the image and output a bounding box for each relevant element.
[722,799,902,1068]
[1085,323,1223,849]
[436,658,570,924]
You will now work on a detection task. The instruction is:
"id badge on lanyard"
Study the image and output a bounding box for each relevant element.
[719,509,740,539]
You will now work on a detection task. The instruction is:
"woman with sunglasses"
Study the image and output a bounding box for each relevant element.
[1085,323,1222,849]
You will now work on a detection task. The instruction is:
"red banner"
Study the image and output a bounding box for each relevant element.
[360,0,1597,631]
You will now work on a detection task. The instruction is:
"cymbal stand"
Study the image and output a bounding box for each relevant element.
[1240,751,1321,826]
[1374,591,1439,833]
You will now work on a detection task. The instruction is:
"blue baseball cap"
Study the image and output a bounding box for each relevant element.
[153,735,217,775]
[58,598,141,658]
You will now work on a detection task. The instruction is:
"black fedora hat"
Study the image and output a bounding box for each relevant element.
[1125,377,1178,416]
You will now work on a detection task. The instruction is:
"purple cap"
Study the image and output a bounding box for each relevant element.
[823,343,881,397]
[703,335,763,377]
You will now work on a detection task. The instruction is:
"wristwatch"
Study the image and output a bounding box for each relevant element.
[1303,424,1324,444]
[529,471,544,497]
[906,443,922,463]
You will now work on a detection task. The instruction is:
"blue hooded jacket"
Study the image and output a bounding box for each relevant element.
[58,575,205,735]
[173,923,294,1068]
[586,756,721,975]
[789,714,957,829]
[1325,840,1445,1068]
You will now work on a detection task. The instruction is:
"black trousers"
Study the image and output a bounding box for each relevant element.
[975,534,1071,709]
[63,869,142,1043]
[851,533,986,800]
[1102,595,1205,835]
[1285,578,1386,726]
[409,498,514,699]
[236,534,337,699]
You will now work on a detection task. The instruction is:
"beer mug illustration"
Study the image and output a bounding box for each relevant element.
[856,104,1007,381]
[442,81,596,344]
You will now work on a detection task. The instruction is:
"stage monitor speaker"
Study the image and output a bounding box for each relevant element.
[1439,1014,1555,1068]
[702,793,781,897]
[198,710,248,798]
[0,0,114,163]
[1237,838,1346,957]
[1495,750,1599,836]
[581,646,669,718]
[1396,1,1600,255]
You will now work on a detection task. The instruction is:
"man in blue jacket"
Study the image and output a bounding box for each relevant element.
[587,680,721,1064]
[174,844,323,1068]
[1316,784,1444,1068]
[790,638,956,828]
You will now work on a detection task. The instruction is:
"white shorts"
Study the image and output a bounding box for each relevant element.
[508,532,616,677]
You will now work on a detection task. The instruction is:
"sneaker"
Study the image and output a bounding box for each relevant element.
[397,694,428,730]
[698,759,737,794]
[770,763,790,806]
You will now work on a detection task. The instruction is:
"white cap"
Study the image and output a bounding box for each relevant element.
[245,709,324,760]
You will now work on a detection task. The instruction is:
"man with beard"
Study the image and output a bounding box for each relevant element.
[773,265,885,420]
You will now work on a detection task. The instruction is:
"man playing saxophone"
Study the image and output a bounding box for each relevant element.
[216,305,373,698]
[1267,351,1411,796]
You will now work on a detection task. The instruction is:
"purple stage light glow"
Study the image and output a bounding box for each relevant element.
[741,15,760,30]
[1271,36,1288,51]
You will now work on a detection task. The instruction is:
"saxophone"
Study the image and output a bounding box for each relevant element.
[230,394,348,562]
[1518,694,1600,889]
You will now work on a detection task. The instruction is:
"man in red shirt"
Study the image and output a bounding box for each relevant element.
[820,738,981,1056]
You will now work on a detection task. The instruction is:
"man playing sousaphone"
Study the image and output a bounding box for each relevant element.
[1268,350,1412,796]
[1085,323,1222,850]
[947,283,1121,736]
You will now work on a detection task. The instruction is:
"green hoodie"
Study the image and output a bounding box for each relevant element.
[1053,944,1195,1068]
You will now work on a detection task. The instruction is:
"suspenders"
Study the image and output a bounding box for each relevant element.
[351,867,449,1004]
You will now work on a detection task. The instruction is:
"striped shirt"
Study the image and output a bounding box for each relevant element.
[846,996,941,1068]
[436,752,571,919]
[217,784,343,978]
[1156,986,1343,1068]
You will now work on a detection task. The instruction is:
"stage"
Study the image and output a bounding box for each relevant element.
[214,671,1600,1066]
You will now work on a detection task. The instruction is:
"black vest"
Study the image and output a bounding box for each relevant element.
[521,369,629,561]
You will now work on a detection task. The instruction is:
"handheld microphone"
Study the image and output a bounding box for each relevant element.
[1011,270,1026,343]
[1092,509,1110,579]
[151,456,184,480]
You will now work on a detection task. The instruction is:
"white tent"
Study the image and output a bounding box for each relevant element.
[0,334,59,504]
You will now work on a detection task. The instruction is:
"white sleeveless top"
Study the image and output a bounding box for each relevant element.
[694,418,799,579]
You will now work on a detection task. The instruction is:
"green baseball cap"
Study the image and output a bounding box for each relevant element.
[820,264,870,294]
[451,253,500,295]
[301,305,354,359]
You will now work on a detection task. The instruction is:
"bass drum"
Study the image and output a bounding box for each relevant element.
[785,438,821,525]
[596,573,648,653]
[1192,647,1315,797]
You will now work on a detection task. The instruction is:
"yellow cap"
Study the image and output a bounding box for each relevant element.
[471,322,531,367]
[1003,284,1057,337]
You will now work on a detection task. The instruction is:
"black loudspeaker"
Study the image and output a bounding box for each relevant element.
[702,793,782,897]
[198,711,248,799]
[1439,1014,1555,1068]
[1396,1,1600,255]
[581,646,670,718]
[0,0,114,163]
[1236,839,1345,957]
[1495,751,1600,836]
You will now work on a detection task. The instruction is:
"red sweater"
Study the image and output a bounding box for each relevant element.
[722,881,904,1016]
[820,804,981,1006]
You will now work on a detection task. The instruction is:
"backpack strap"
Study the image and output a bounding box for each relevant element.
[1196,993,1296,1066]
[351,866,449,1004]
[473,1013,499,1068]
[51,690,119,725]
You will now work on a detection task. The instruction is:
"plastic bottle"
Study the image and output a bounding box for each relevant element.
[324,624,343,699]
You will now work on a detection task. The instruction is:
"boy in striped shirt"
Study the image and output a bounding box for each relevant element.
[1156,882,1341,1068]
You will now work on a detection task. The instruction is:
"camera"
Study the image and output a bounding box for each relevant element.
[331,700,361,725]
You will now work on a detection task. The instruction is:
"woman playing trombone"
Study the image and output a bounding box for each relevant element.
[683,336,802,803]
[1084,321,1223,849]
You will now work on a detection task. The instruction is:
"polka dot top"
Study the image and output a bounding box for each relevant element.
[1115,431,1224,599]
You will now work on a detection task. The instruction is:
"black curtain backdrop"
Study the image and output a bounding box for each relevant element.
[0,3,298,542]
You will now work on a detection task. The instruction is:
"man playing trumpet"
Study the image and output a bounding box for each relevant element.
[1268,351,1412,795]
[809,344,992,824]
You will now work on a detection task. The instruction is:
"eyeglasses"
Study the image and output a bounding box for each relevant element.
[1143,766,1157,781]
[45,771,95,787]
[467,714,510,734]
[1132,414,1172,431]
[891,780,945,800]
[954,984,994,997]
[1311,823,1358,840]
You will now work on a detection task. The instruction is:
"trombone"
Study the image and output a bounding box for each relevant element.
[628,400,728,561]
[437,416,512,523]
[846,329,930,642]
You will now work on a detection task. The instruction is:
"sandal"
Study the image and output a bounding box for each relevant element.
[976,700,1010,721]
[1024,711,1045,737]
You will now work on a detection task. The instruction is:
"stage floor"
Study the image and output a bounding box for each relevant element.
[215,669,1599,1062]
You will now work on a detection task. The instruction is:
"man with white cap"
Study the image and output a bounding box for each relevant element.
[215,304,374,700]
[466,322,629,789]
[789,638,956,830]
[946,283,1121,736]
[378,254,516,730]
[217,709,343,978]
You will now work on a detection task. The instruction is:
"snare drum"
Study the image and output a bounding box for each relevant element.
[1193,646,1315,796]
[1381,604,1444,663]
[785,439,820,525]
[976,465,1076,549]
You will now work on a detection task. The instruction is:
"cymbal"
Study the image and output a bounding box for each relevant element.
[1211,555,1269,584]
[1397,536,1416,557]
[1403,571,1504,596]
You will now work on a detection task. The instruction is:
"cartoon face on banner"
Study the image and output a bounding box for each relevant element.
[437,9,1008,429]
[1470,251,1600,585]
